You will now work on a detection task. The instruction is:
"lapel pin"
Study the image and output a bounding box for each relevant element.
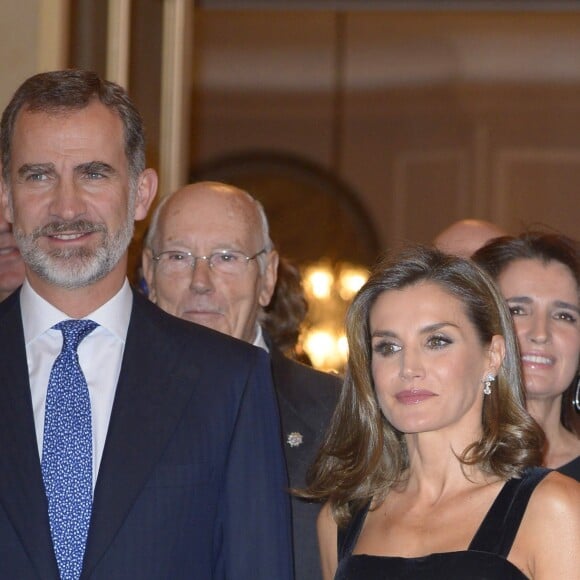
[287,432,303,448]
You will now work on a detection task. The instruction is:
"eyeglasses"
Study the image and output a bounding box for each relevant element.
[152,248,267,276]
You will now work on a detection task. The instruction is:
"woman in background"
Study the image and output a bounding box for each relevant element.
[474,232,580,480]
[305,246,579,579]
[262,256,309,361]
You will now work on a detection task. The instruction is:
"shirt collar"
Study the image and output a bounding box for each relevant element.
[21,278,133,346]
[252,324,269,353]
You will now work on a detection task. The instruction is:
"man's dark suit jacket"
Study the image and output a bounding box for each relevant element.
[0,290,293,579]
[267,338,340,580]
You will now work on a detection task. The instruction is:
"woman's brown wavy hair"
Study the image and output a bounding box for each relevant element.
[473,231,580,437]
[303,246,544,527]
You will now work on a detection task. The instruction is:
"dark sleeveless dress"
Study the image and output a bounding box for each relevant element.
[336,467,550,580]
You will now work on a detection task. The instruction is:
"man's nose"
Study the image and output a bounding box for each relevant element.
[49,179,86,220]
[189,257,214,293]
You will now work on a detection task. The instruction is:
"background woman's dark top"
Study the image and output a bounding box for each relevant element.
[558,455,580,481]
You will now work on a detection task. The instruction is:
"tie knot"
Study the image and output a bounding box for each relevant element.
[53,319,99,352]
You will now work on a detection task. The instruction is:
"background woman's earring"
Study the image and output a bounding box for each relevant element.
[574,376,580,413]
[483,374,494,396]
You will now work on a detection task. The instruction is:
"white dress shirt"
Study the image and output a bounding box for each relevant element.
[253,323,269,353]
[21,279,132,489]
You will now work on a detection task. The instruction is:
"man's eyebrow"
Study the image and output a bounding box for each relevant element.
[76,161,116,175]
[17,163,55,178]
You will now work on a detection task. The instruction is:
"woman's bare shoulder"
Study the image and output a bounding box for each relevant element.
[317,501,336,531]
[528,471,580,516]
[318,502,339,580]
[517,472,580,579]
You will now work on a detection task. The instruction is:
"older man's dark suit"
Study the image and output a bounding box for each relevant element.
[0,290,293,579]
[267,338,340,580]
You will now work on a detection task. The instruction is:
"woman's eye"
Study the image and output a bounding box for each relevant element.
[554,311,578,324]
[373,341,401,356]
[426,335,451,349]
[508,305,525,316]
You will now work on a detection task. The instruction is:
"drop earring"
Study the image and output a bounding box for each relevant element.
[574,376,580,413]
[483,374,494,396]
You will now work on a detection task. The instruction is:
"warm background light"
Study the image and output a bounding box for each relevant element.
[299,261,368,373]
[338,268,368,301]
[303,266,334,300]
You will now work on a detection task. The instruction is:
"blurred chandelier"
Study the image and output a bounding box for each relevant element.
[299,261,368,373]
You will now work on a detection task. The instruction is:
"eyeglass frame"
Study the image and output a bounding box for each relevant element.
[151,248,268,275]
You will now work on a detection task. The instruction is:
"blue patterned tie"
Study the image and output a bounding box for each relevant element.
[41,319,98,580]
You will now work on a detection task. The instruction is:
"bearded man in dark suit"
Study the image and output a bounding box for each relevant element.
[0,70,292,580]
[143,181,340,580]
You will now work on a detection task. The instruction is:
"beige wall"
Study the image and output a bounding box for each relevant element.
[2,6,578,263]
[0,1,40,111]
[193,11,580,256]
[0,0,69,111]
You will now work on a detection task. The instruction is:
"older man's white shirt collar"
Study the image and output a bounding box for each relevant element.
[252,324,269,353]
[21,278,133,345]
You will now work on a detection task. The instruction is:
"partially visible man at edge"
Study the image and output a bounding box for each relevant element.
[433,218,507,258]
[0,70,293,579]
[0,208,25,300]
[142,181,340,580]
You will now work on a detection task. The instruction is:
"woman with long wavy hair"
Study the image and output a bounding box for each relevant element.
[304,246,579,580]
[474,232,580,479]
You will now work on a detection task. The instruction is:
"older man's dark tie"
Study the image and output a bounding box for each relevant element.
[41,319,98,580]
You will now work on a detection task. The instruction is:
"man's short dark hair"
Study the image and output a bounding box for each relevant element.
[0,69,146,184]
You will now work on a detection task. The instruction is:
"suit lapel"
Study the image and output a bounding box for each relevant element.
[0,292,60,578]
[269,345,316,431]
[83,294,200,576]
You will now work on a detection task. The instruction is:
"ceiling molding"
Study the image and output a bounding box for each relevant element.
[198,1,580,12]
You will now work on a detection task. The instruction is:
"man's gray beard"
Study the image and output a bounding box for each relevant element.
[14,217,135,290]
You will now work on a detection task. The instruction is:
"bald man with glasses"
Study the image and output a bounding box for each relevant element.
[143,181,340,580]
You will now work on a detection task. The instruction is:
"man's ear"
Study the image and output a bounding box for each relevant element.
[134,168,158,221]
[141,247,157,303]
[0,177,14,223]
[258,250,279,308]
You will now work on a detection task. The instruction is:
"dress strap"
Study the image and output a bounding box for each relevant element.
[469,467,550,557]
[337,502,371,561]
